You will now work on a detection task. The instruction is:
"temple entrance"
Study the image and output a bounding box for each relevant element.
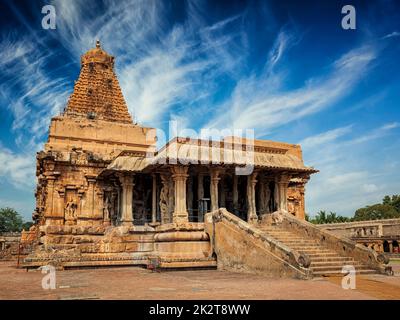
[222,175,234,213]
[198,175,211,222]
[383,240,390,253]
[268,181,278,213]
[188,175,198,222]
[133,174,152,225]
[236,175,248,220]
[393,240,399,253]
[186,170,211,223]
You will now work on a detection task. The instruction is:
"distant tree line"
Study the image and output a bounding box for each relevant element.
[306,194,400,224]
[0,207,33,233]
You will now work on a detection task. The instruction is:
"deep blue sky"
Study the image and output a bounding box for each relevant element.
[0,0,399,220]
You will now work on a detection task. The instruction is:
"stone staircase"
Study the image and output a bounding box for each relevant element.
[259,224,378,276]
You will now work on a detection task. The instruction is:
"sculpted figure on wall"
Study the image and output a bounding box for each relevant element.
[65,197,77,223]
[160,174,170,223]
[288,201,296,216]
[103,194,112,224]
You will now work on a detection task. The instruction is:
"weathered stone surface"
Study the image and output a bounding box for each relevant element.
[205,209,311,279]
[318,219,400,254]
[23,41,323,278]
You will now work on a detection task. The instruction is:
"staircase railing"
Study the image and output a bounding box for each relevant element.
[205,208,312,279]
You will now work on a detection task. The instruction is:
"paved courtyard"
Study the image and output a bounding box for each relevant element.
[1,261,400,300]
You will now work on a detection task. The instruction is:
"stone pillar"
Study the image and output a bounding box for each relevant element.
[277,174,291,212]
[116,187,121,224]
[187,176,193,217]
[389,241,393,253]
[197,173,205,222]
[233,174,238,213]
[171,166,189,224]
[274,180,280,212]
[118,174,134,226]
[151,173,157,224]
[247,172,258,224]
[378,224,383,237]
[80,175,97,220]
[220,177,226,208]
[197,173,204,201]
[258,178,265,213]
[95,187,104,221]
[265,179,273,214]
[210,168,221,212]
[44,174,63,225]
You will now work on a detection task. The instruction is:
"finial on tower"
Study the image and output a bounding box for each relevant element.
[81,40,114,68]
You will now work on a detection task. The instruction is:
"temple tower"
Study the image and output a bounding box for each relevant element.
[33,41,156,226]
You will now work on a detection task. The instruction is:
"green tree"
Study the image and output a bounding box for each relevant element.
[311,210,327,224]
[0,207,24,232]
[309,210,351,224]
[382,195,400,212]
[326,212,338,223]
[336,215,351,223]
[353,204,400,221]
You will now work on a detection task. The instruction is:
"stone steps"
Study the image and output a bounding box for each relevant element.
[288,246,325,251]
[260,225,378,277]
[309,254,352,259]
[312,265,370,272]
[310,260,361,267]
[309,256,354,263]
[313,269,377,276]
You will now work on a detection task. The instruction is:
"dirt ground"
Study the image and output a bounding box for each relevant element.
[1,261,400,300]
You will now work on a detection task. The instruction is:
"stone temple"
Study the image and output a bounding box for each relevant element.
[24,41,392,278]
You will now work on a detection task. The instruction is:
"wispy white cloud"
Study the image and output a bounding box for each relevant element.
[50,0,247,128]
[300,125,353,149]
[267,28,297,71]
[205,42,377,136]
[302,122,400,217]
[0,145,35,190]
[362,183,379,193]
[382,31,400,39]
[0,36,70,150]
[349,122,400,144]
[0,0,249,191]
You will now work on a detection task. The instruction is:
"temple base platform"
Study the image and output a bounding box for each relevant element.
[22,223,217,270]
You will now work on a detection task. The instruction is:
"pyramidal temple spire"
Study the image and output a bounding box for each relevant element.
[64,40,133,124]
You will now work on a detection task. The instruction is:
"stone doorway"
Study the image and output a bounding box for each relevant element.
[132,174,152,225]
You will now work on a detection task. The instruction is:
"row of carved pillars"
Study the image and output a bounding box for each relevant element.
[116,167,292,225]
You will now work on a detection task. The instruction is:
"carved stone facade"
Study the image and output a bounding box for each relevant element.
[25,42,318,270]
[319,219,400,254]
